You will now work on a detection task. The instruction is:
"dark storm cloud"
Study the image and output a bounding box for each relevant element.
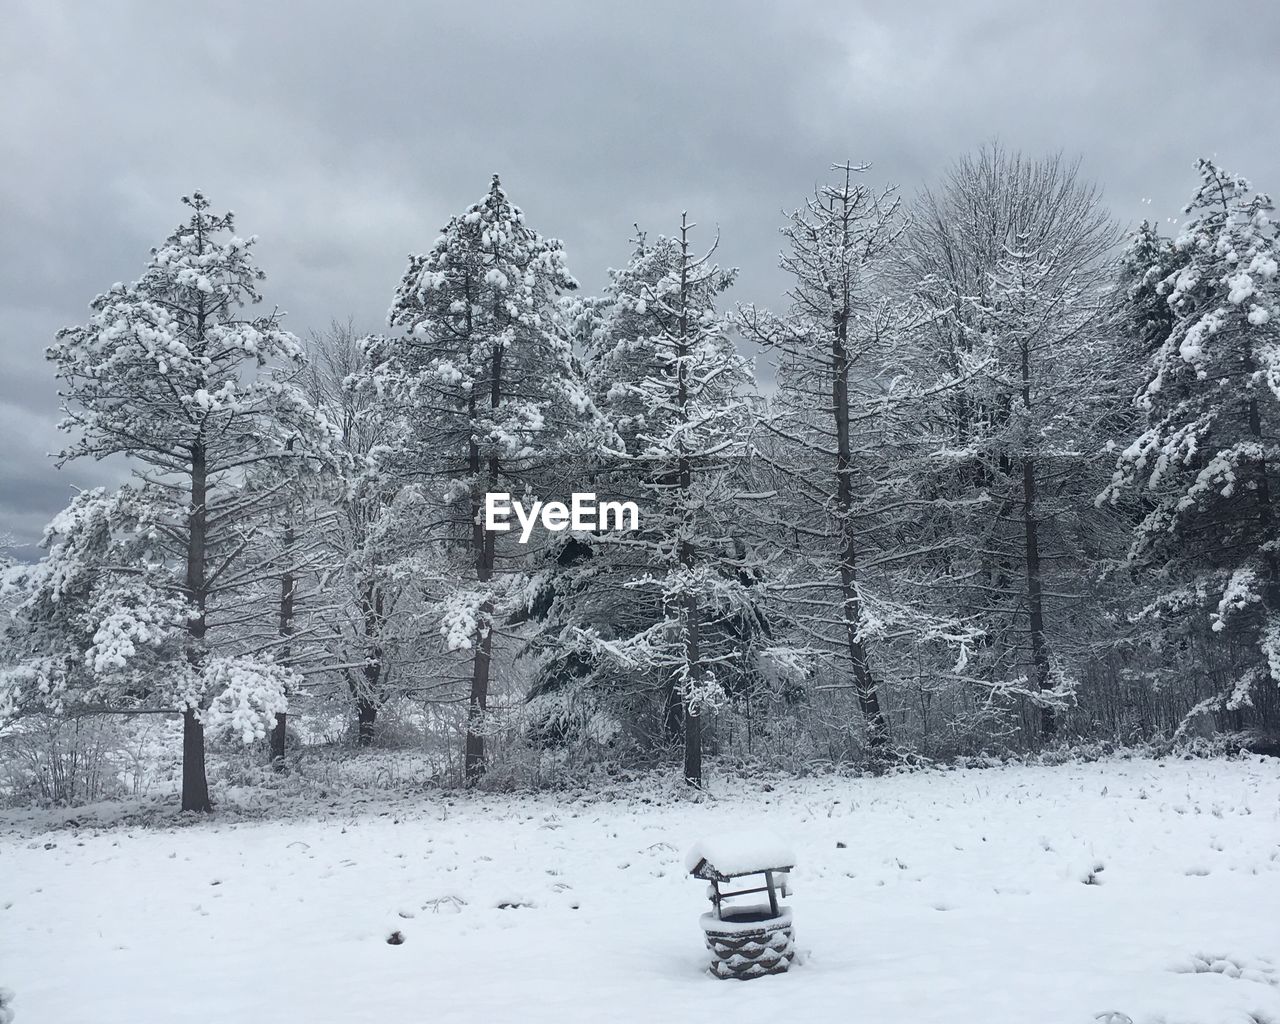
[3,0,1278,552]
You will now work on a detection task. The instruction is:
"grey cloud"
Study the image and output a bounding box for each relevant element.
[3,0,1278,550]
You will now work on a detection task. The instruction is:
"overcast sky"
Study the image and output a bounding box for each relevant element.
[2,0,1277,555]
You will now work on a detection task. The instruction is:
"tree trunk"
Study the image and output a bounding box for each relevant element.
[464,345,502,784]
[676,214,705,787]
[349,579,384,747]
[1022,455,1053,739]
[830,316,888,746]
[182,438,213,811]
[1018,336,1054,741]
[464,607,493,782]
[661,677,684,743]
[271,496,295,771]
[356,698,378,746]
[181,709,212,812]
[682,598,704,788]
[464,500,497,780]
[269,714,287,766]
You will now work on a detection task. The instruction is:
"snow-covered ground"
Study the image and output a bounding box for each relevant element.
[2,758,1278,1024]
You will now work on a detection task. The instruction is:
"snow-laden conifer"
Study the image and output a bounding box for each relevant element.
[372,175,589,780]
[1104,160,1280,719]
[571,217,767,786]
[29,193,334,810]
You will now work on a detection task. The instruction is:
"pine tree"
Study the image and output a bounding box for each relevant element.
[1120,220,1189,357]
[741,163,999,757]
[1103,159,1280,724]
[578,216,763,786]
[513,289,634,754]
[42,193,334,810]
[738,163,913,748]
[372,175,587,781]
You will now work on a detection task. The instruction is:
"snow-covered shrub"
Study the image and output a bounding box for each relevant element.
[0,714,129,806]
[521,680,622,750]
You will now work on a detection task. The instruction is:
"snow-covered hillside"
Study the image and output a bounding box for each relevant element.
[2,758,1278,1024]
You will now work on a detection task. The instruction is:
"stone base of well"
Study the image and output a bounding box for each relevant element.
[699,905,795,980]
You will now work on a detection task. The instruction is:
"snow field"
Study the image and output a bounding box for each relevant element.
[1,758,1278,1024]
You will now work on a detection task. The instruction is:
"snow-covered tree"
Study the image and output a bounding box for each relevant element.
[896,146,1123,744]
[301,321,427,745]
[41,193,334,810]
[0,487,297,754]
[1119,220,1190,358]
[740,163,1009,757]
[738,163,926,749]
[226,428,343,767]
[512,253,660,755]
[370,175,589,780]
[1,488,187,724]
[573,217,766,786]
[1102,160,1280,724]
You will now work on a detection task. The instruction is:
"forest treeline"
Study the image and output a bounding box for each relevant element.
[3,143,1279,809]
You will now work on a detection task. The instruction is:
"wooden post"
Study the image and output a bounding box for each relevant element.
[764,870,778,916]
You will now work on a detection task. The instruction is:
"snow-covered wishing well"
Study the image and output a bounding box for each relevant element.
[685,830,797,980]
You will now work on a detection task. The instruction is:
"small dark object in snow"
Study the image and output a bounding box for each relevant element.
[496,900,532,910]
[386,930,405,945]
[836,841,847,849]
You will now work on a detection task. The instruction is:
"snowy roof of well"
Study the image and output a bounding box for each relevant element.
[684,830,796,879]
